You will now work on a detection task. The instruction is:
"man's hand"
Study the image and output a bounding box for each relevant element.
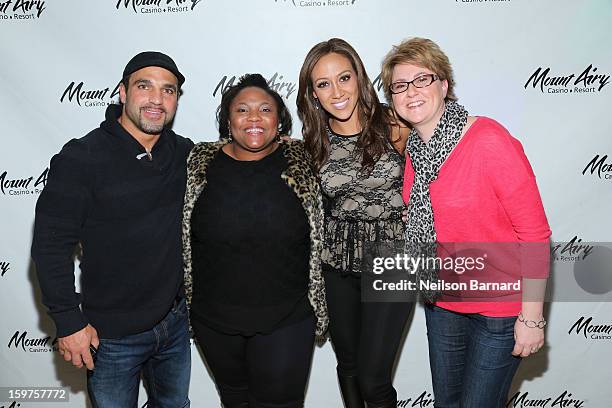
[58,324,99,370]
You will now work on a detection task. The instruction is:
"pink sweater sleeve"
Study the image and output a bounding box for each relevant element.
[481,120,551,278]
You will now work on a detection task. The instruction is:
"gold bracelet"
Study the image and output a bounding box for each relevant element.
[518,312,546,329]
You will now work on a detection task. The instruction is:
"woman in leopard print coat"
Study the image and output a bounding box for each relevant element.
[181,74,328,408]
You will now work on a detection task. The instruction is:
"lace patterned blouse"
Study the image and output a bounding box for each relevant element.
[320,128,405,275]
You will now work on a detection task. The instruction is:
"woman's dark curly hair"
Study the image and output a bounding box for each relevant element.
[217,73,292,140]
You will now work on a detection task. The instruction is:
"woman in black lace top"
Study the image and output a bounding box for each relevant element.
[297,38,412,408]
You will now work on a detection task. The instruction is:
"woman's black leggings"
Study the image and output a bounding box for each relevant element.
[324,267,414,404]
[192,315,315,408]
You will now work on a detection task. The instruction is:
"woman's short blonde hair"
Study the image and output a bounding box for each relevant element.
[381,37,457,103]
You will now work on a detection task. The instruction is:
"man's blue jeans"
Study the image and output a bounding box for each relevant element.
[425,304,521,408]
[87,298,191,407]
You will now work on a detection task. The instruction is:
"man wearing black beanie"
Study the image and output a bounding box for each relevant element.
[32,51,193,407]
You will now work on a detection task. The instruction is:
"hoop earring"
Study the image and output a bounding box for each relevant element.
[276,125,282,142]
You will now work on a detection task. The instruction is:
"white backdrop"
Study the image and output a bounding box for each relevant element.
[1,1,612,407]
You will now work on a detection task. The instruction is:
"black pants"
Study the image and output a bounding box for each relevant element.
[324,268,414,404]
[192,315,315,408]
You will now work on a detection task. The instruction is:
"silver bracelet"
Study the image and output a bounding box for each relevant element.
[518,312,547,329]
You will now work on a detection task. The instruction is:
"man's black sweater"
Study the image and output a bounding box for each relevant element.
[32,104,193,338]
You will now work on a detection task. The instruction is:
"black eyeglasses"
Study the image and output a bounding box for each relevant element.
[389,74,439,94]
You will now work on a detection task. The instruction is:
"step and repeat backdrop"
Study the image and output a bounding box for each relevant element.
[1,1,611,407]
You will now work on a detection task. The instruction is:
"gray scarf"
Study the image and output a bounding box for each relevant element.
[405,101,468,302]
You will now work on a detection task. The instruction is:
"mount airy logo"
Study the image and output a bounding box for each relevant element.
[552,237,594,262]
[397,391,434,407]
[7,330,58,353]
[524,64,610,94]
[0,402,22,408]
[0,169,48,197]
[213,73,296,100]
[60,81,120,108]
[0,261,10,277]
[568,316,612,341]
[0,0,45,20]
[115,0,203,14]
[275,0,356,8]
[372,72,388,99]
[507,391,585,408]
[582,154,612,180]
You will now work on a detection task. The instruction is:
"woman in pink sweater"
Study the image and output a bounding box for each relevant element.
[381,38,551,407]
